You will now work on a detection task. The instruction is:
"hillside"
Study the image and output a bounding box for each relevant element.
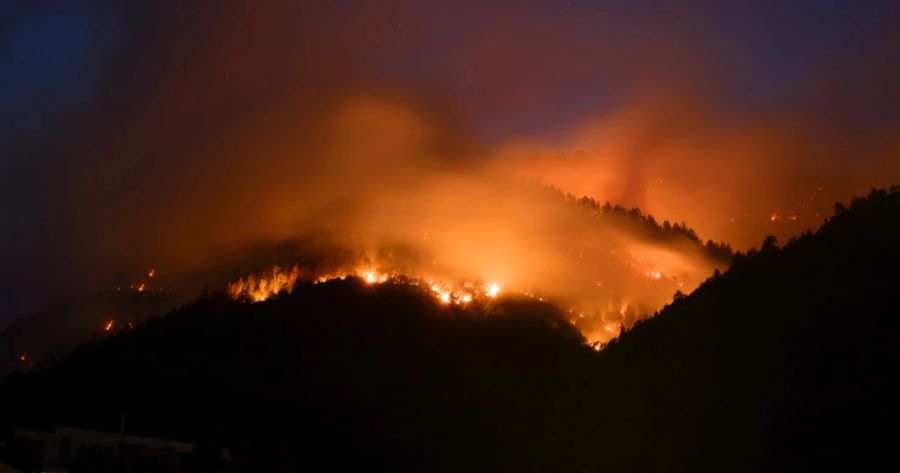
[599,186,900,470]
[0,188,730,383]
[1,187,898,472]
[0,290,185,378]
[1,282,594,472]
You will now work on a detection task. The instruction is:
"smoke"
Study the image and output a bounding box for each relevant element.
[77,91,725,342]
[2,0,900,331]
[497,89,900,251]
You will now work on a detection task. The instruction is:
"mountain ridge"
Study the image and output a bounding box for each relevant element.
[3,187,897,471]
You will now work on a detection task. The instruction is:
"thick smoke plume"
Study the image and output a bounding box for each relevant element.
[2,1,899,331]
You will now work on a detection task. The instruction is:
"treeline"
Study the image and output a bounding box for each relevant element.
[602,185,900,469]
[562,191,734,262]
[2,186,898,471]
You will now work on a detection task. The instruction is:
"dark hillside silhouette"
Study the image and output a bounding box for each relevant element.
[0,290,184,378]
[1,187,898,472]
[1,282,593,472]
[600,186,900,470]
[0,186,729,386]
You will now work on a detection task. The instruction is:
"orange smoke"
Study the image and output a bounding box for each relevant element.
[5,1,900,334]
[493,96,900,250]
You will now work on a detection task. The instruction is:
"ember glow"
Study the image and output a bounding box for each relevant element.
[230,264,504,308]
[227,265,301,302]
[3,0,900,336]
[226,249,708,345]
[1,4,898,471]
[362,270,388,285]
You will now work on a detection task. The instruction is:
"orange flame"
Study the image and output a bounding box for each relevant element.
[226,258,694,347]
[228,265,301,302]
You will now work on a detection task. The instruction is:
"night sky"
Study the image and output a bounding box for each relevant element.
[2,0,899,328]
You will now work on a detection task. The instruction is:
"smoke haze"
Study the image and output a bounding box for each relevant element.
[2,0,899,329]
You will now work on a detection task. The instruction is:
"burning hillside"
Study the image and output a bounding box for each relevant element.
[223,192,730,346]
[227,264,638,346]
[227,265,302,302]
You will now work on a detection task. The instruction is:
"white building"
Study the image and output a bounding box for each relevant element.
[14,425,195,472]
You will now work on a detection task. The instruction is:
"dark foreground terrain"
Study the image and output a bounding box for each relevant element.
[2,188,899,472]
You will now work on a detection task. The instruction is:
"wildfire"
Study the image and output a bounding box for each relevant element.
[225,259,688,349]
[19,353,27,362]
[361,269,389,284]
[422,280,500,305]
[228,263,509,309]
[228,264,301,302]
[148,268,156,278]
[104,320,114,332]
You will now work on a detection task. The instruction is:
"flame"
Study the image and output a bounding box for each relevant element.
[228,265,301,302]
[360,269,389,284]
[226,257,696,348]
[230,264,507,308]
[19,353,27,362]
[148,268,156,278]
[104,320,114,332]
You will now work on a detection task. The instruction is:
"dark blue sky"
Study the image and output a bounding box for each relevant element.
[2,1,897,139]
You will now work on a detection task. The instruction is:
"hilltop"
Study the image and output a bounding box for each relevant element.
[1,187,898,471]
[1,281,592,471]
[597,186,900,470]
[1,187,730,381]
